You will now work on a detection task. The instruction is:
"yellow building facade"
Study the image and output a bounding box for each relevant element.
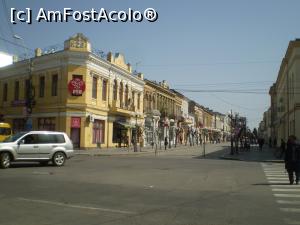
[270,39,300,142]
[0,33,144,149]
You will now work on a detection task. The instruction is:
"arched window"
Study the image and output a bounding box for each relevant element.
[119,82,123,107]
[137,93,141,110]
[125,85,129,107]
[113,80,118,100]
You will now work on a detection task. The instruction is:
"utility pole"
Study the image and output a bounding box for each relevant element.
[230,109,234,155]
[14,35,35,130]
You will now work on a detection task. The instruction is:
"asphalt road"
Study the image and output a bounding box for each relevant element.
[0,144,296,225]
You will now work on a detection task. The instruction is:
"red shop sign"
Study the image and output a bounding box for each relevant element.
[71,117,81,128]
[68,78,86,96]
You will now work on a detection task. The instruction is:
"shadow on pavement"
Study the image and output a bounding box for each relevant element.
[193,145,230,160]
[10,162,54,168]
[193,145,284,163]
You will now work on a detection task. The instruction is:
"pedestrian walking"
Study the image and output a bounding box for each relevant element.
[258,138,264,151]
[285,135,300,185]
[279,139,286,158]
[269,137,272,148]
[164,136,168,150]
[274,137,277,148]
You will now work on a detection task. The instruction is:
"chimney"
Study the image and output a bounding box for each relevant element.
[127,63,132,73]
[35,48,42,57]
[107,52,114,62]
[13,55,18,63]
[137,73,144,80]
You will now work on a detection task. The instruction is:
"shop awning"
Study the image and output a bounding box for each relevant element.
[116,121,136,128]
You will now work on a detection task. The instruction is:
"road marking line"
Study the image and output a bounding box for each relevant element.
[278,200,300,205]
[17,197,136,215]
[280,208,300,213]
[275,194,300,198]
[266,175,286,177]
[263,165,284,169]
[266,175,287,177]
[273,189,300,192]
[284,218,300,225]
[271,185,300,188]
[267,177,289,180]
[269,181,289,183]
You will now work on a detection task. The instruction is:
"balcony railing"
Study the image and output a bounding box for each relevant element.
[111,100,135,112]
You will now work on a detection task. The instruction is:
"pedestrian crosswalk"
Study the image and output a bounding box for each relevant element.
[262,163,300,225]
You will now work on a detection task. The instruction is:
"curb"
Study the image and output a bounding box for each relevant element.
[74,145,205,157]
[219,155,284,163]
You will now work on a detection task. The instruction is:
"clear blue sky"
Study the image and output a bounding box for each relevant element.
[1,0,300,129]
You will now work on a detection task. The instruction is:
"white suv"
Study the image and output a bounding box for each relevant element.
[0,131,74,169]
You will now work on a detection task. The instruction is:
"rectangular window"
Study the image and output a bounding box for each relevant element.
[93,120,105,144]
[25,79,30,100]
[38,117,56,131]
[39,76,45,97]
[3,83,7,102]
[51,74,58,96]
[102,80,107,101]
[92,77,97,99]
[14,81,19,100]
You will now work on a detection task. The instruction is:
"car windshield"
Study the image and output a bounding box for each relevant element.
[0,127,11,135]
[2,132,27,143]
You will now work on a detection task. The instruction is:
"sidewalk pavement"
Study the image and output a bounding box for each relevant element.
[220,145,284,163]
[74,144,203,156]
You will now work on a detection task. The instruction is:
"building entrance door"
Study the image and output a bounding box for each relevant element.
[71,128,80,149]
[71,117,81,149]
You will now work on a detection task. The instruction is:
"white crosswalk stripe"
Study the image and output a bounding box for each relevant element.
[262,163,300,224]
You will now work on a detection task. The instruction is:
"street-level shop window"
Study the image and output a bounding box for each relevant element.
[112,122,128,146]
[3,83,8,102]
[38,117,55,131]
[51,74,58,96]
[12,119,26,133]
[92,77,97,99]
[102,80,107,101]
[92,120,105,144]
[39,76,45,98]
[14,81,19,101]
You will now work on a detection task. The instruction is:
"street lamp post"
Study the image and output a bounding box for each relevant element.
[13,35,35,131]
[134,114,138,152]
[230,110,234,155]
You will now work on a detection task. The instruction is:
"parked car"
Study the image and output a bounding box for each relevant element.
[0,131,74,169]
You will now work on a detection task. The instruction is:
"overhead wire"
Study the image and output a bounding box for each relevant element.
[1,0,18,54]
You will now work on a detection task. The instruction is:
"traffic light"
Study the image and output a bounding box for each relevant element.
[25,82,35,114]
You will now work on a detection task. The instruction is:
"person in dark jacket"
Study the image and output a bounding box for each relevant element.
[285,135,300,185]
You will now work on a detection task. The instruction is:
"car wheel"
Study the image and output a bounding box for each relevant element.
[52,152,66,167]
[0,152,11,169]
